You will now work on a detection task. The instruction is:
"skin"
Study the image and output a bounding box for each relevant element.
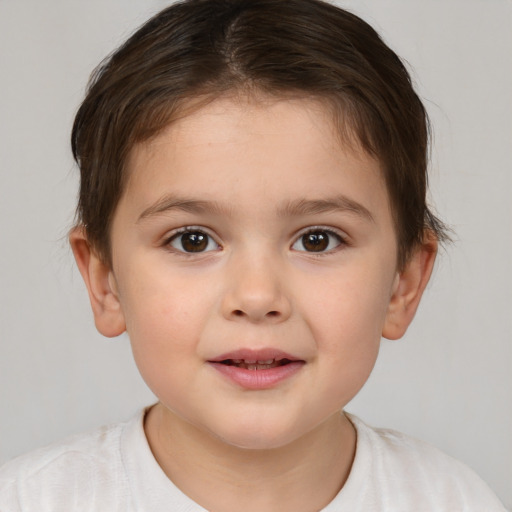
[71,96,437,512]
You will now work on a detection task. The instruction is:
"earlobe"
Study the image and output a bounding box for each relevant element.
[382,235,438,340]
[69,227,126,338]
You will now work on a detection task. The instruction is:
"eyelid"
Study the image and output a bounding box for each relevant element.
[291,225,348,253]
[163,225,221,253]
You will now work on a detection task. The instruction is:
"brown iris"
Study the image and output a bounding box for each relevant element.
[301,231,329,252]
[180,231,208,252]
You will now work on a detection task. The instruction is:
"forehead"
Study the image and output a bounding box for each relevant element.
[121,96,390,221]
[132,94,344,162]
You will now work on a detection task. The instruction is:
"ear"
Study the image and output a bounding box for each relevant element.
[382,234,438,340]
[69,227,126,338]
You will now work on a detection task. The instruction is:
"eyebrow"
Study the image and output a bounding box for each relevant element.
[278,196,375,222]
[138,194,374,223]
[138,195,229,222]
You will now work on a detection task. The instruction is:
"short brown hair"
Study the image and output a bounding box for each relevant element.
[72,0,447,269]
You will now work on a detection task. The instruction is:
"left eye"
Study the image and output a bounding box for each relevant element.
[292,229,343,253]
[168,230,219,253]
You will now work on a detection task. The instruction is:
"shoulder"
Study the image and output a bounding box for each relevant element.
[339,414,506,511]
[0,412,141,511]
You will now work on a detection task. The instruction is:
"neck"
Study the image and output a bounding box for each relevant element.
[144,403,356,512]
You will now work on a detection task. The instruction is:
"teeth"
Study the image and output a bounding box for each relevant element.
[225,358,281,370]
[247,363,274,370]
[235,359,275,365]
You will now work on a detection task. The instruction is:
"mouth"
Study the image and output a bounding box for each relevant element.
[208,349,305,389]
[217,358,296,370]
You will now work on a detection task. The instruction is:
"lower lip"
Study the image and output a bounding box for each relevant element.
[208,361,304,390]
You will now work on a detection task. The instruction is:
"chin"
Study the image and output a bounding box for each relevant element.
[217,432,294,451]
[208,418,306,451]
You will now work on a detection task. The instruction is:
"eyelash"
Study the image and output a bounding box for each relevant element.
[163,226,348,255]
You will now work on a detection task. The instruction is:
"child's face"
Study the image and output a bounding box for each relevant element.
[92,97,417,449]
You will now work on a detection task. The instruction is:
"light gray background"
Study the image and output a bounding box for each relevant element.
[0,0,510,507]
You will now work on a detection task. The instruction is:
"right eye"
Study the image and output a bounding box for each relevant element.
[167,230,219,253]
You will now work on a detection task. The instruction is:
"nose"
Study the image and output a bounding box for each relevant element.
[221,253,292,324]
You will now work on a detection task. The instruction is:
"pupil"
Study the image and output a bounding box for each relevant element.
[303,232,328,252]
[182,232,207,252]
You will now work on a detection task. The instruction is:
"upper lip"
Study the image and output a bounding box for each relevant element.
[208,348,303,363]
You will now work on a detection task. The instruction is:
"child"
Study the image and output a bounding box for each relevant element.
[0,0,506,510]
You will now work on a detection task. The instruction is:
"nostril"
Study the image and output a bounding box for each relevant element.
[231,309,280,318]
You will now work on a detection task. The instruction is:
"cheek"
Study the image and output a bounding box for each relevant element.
[122,287,210,404]
[305,268,393,342]
[117,265,215,366]
[307,280,387,403]
[298,260,395,389]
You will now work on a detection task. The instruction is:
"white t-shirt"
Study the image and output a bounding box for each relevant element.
[0,409,506,511]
